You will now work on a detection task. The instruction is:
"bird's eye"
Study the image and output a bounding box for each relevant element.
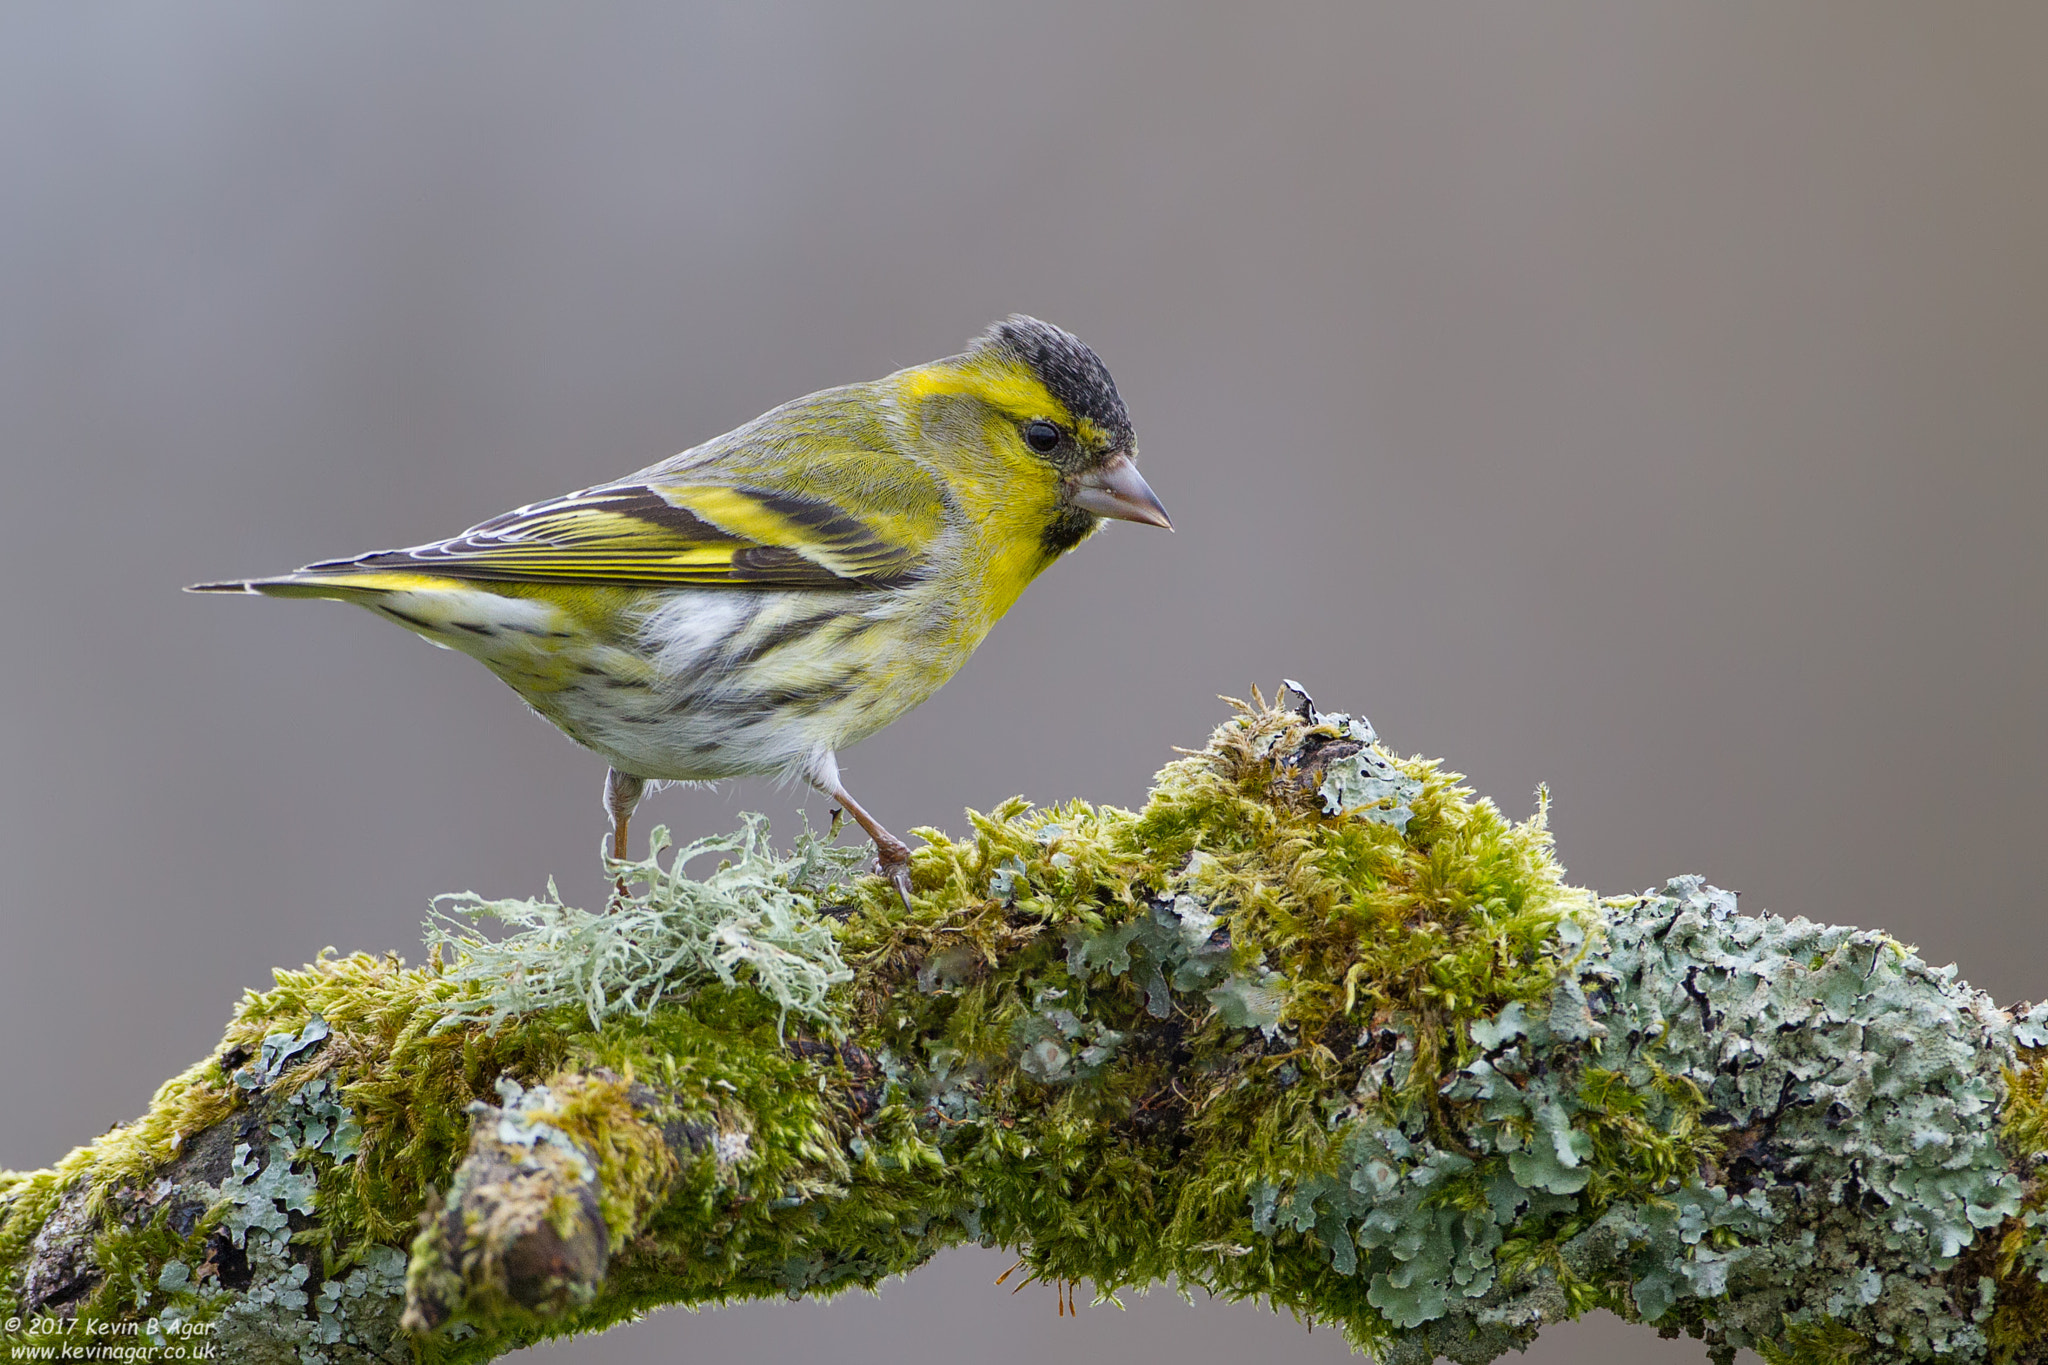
[1023,420,1061,453]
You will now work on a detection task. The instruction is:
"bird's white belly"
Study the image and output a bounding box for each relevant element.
[531,587,958,784]
[362,580,967,784]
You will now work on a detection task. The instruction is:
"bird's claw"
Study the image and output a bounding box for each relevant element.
[877,849,914,909]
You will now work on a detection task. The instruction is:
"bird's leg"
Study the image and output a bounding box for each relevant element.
[829,784,914,907]
[808,754,911,906]
[604,768,646,904]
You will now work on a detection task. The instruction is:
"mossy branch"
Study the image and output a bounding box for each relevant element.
[5,687,2047,1365]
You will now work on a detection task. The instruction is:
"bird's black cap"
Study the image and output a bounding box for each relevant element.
[973,315,1135,452]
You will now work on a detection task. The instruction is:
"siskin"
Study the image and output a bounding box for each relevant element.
[192,316,1170,901]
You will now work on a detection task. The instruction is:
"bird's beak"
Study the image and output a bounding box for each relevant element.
[1069,453,1172,530]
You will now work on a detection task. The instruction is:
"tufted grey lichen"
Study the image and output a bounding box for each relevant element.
[426,813,861,1034]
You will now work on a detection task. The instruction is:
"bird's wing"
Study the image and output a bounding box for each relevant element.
[300,465,946,590]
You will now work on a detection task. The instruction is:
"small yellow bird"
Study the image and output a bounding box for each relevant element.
[192,317,1169,900]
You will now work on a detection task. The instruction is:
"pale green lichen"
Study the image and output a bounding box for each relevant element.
[1013,987,1128,1082]
[426,813,860,1034]
[185,1016,411,1363]
[1313,713,1424,831]
[1576,879,2022,1359]
[480,1079,598,1184]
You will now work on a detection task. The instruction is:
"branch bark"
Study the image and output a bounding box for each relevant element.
[4,689,2045,1365]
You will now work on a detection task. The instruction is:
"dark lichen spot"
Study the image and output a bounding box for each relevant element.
[166,1200,205,1239]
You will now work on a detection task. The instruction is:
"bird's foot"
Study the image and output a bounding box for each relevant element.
[875,843,914,910]
[814,770,913,909]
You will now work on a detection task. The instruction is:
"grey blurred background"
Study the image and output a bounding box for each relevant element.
[3,5,2044,1362]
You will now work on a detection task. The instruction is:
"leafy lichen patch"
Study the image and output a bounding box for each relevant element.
[1579,879,2022,1360]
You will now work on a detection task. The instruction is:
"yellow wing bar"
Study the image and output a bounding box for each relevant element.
[299,484,924,590]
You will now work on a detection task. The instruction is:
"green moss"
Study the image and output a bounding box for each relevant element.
[1990,1016,2048,1363]
[1757,1315,1873,1365]
[0,1169,64,1315]
[521,1072,678,1254]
